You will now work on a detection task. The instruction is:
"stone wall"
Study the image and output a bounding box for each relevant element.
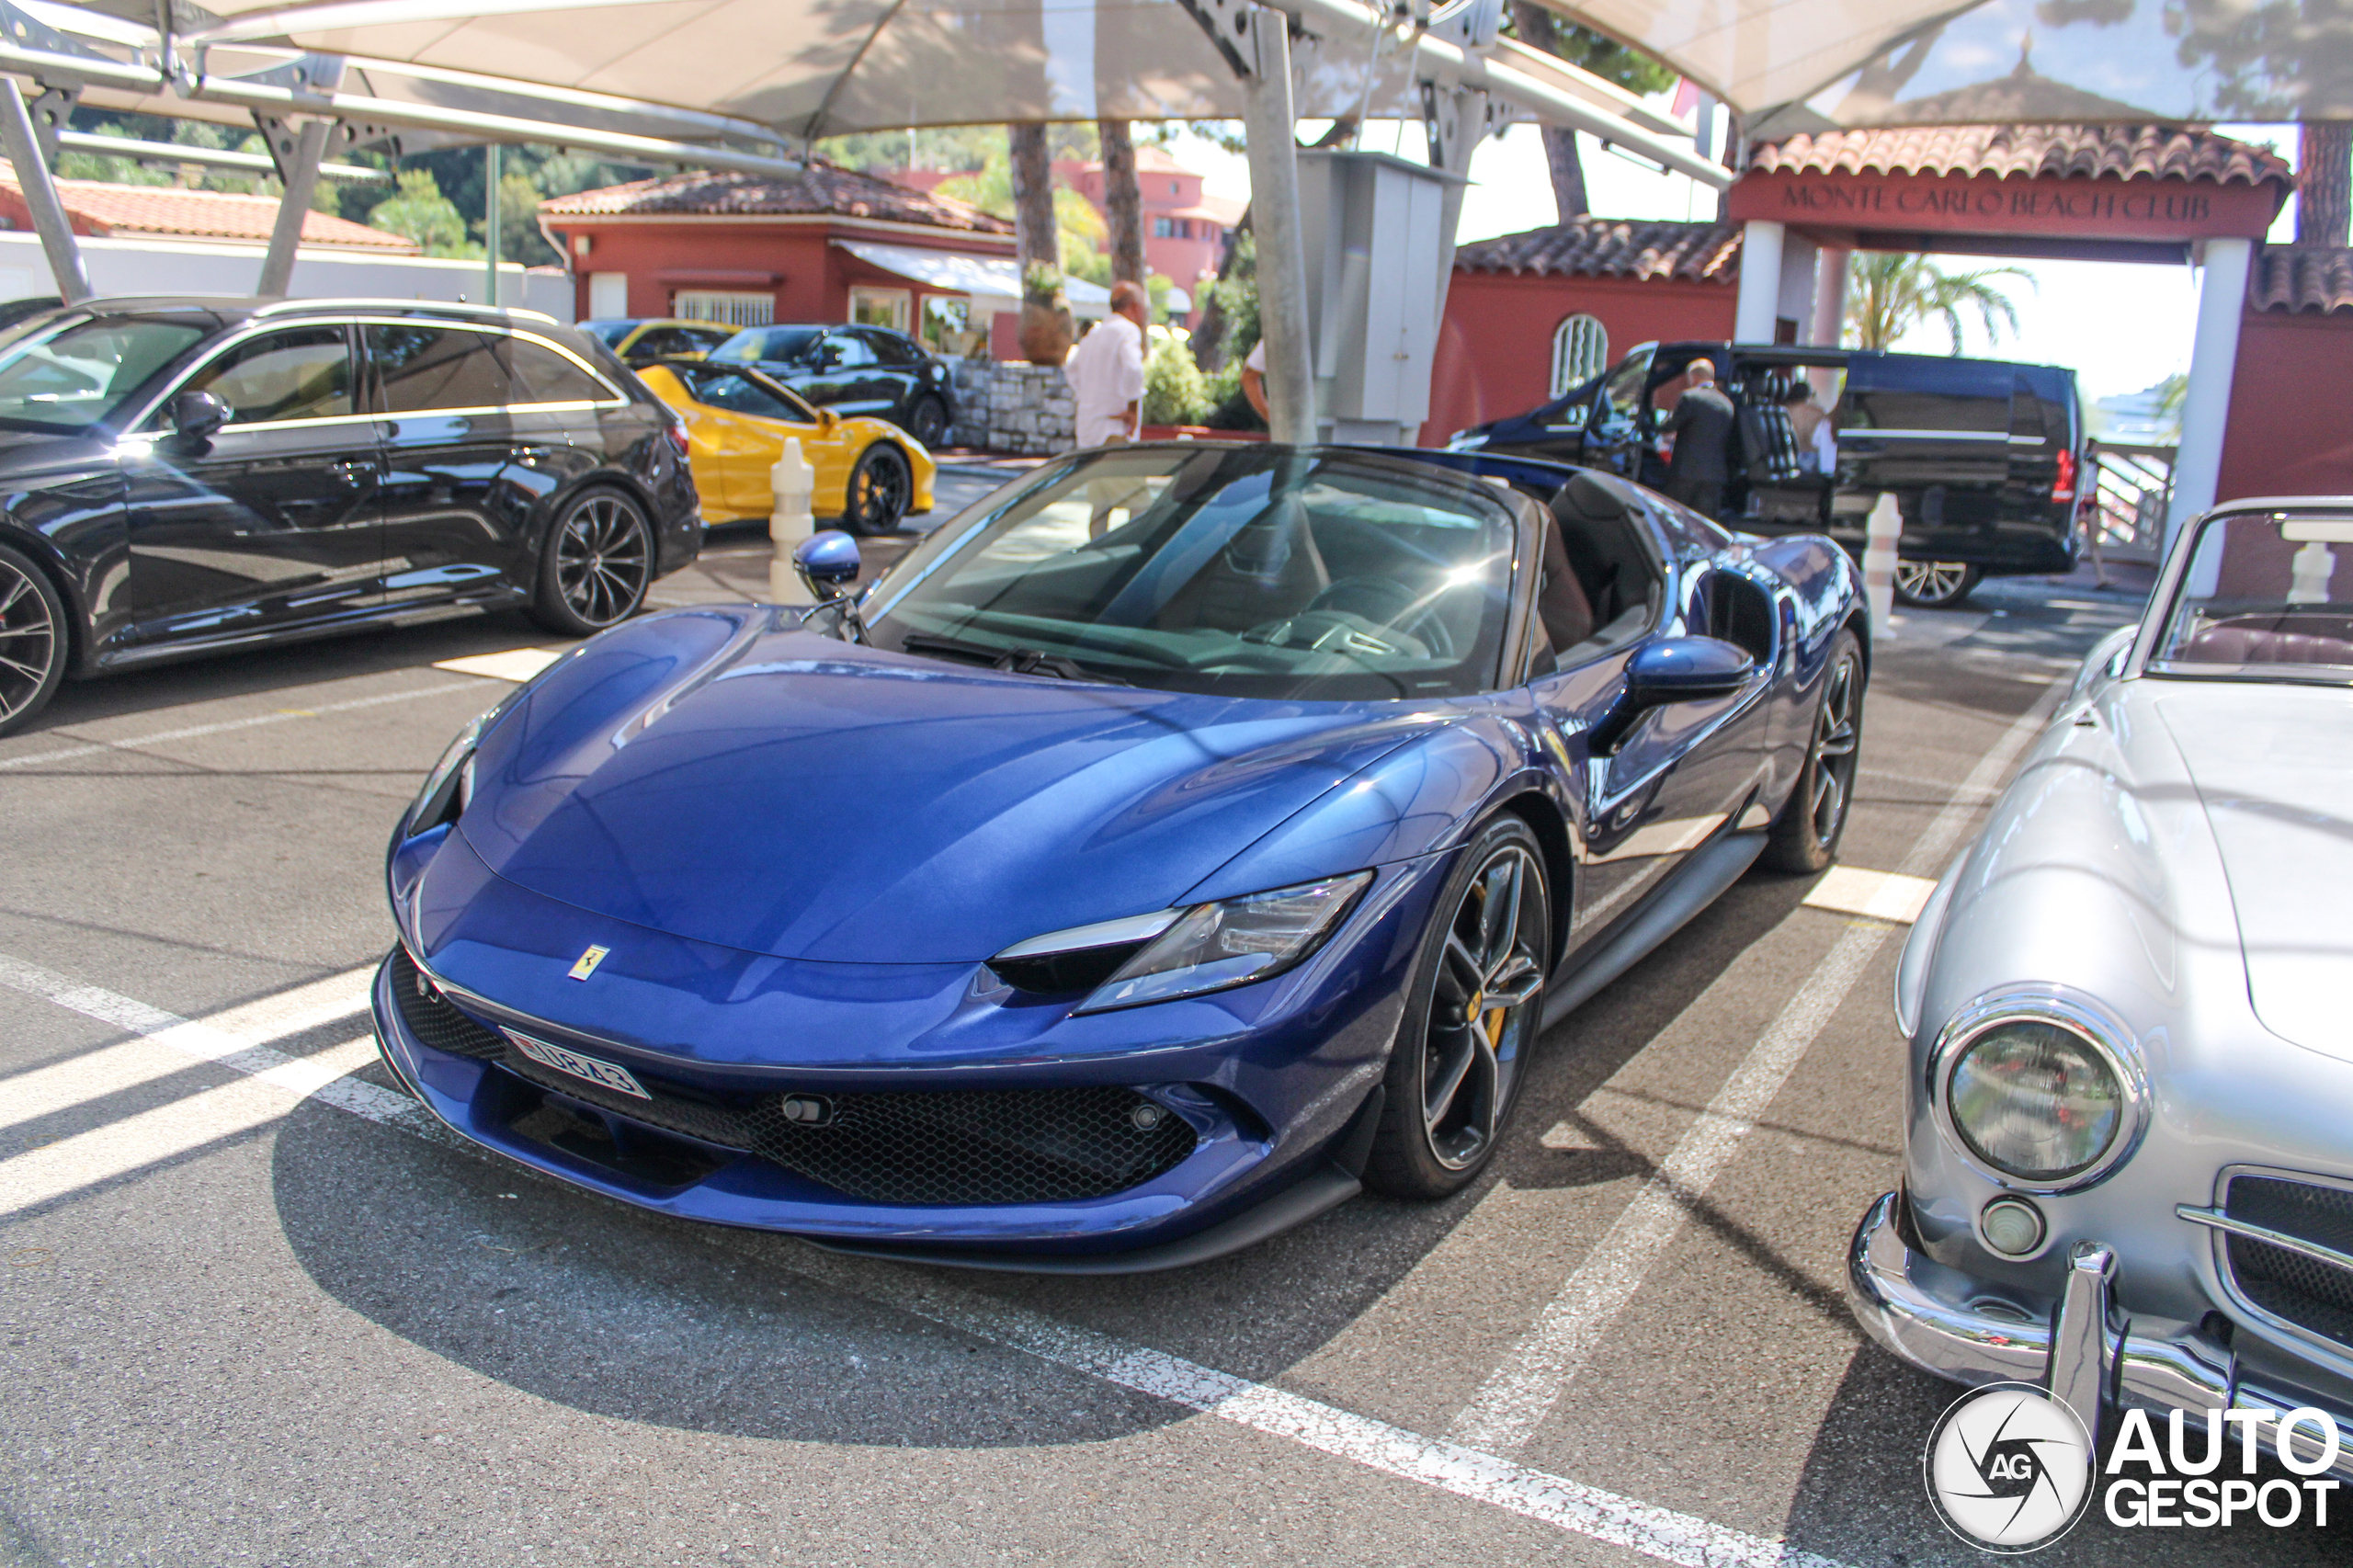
[949,359,1075,455]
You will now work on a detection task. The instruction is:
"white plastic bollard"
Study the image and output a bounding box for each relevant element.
[768,437,817,606]
[1862,492,1900,641]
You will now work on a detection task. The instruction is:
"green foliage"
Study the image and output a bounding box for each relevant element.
[1142,334,1211,426]
[1544,24,1676,95]
[368,168,479,258]
[1199,230,1259,365]
[1846,252,2032,353]
[936,155,1105,276]
[1144,274,1175,322]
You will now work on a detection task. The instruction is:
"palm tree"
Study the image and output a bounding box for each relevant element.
[1846,253,2032,352]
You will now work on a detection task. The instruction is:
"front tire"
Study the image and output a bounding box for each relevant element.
[528,488,654,637]
[905,396,949,448]
[1364,816,1551,1199]
[1760,629,1863,874]
[0,542,66,739]
[842,444,914,537]
[1893,560,1979,608]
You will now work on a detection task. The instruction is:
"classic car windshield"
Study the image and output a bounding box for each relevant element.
[860,447,1519,701]
[2151,512,2353,680]
[0,314,205,434]
[713,327,822,365]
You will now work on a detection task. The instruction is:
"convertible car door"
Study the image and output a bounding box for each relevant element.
[119,322,386,644]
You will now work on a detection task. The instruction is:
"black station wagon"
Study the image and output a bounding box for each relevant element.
[0,296,702,737]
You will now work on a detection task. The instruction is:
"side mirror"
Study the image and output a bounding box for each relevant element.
[792,529,861,600]
[1594,636,1756,752]
[815,406,838,430]
[171,390,230,445]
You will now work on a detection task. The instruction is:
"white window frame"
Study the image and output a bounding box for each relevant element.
[1551,313,1609,396]
[672,290,774,328]
[847,286,911,332]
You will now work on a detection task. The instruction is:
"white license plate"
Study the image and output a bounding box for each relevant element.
[504,1030,650,1100]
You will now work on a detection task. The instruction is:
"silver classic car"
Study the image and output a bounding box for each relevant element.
[1850,497,2353,1471]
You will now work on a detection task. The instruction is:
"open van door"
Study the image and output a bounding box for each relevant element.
[1580,344,1658,481]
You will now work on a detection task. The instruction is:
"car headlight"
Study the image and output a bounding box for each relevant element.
[406,687,527,833]
[992,873,1373,1013]
[1934,994,2143,1190]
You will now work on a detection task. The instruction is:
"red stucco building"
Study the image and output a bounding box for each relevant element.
[2221,247,2353,501]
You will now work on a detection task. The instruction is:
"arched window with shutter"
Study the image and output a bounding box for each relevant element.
[1551,314,1608,395]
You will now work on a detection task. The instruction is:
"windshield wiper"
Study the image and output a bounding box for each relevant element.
[899,631,1131,687]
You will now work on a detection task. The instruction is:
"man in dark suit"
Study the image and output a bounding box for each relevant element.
[1662,358,1736,520]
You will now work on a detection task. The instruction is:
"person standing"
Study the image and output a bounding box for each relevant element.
[1064,280,1150,448]
[1661,358,1736,519]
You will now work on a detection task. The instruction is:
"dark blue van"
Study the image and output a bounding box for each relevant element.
[1448,341,2084,607]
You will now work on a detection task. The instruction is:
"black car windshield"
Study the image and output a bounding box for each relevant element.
[859,446,1521,701]
[714,327,822,365]
[0,314,206,433]
[2150,511,2353,682]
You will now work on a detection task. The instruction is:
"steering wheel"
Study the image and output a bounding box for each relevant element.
[1302,576,1459,660]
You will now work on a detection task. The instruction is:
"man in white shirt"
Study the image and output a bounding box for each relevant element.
[1064,280,1150,447]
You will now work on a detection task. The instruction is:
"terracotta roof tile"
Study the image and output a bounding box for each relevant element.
[540,161,1012,233]
[1748,125,2291,187]
[2250,244,2353,313]
[1452,218,1742,282]
[0,162,416,249]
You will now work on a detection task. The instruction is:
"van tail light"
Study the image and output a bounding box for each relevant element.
[2052,448,2076,505]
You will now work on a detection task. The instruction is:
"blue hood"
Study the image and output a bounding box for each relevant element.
[458,609,1449,963]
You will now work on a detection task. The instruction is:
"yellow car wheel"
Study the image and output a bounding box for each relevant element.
[842,445,914,537]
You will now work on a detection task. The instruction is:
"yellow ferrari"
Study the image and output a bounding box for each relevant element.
[637,359,937,536]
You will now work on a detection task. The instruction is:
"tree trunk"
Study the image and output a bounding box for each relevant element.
[1007,121,1058,278]
[1097,119,1147,287]
[1509,2,1589,220]
[2298,123,2351,245]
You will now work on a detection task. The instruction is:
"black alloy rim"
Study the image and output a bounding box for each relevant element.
[555,494,651,628]
[1809,653,1860,846]
[851,449,911,532]
[0,557,56,726]
[1894,560,1971,605]
[909,400,947,446]
[1423,844,1546,1170]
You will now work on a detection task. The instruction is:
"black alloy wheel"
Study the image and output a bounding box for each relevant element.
[843,445,913,537]
[1365,816,1551,1199]
[1761,629,1864,874]
[906,396,949,449]
[1892,560,1980,609]
[0,543,65,738]
[529,489,654,637]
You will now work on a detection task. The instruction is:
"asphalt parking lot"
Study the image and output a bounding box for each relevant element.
[2,532,2338,1567]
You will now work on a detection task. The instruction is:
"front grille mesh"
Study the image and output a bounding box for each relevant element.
[387,947,1197,1205]
[2222,1175,2353,1348]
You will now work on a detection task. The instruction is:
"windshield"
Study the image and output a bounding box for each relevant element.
[0,314,206,434]
[581,320,634,347]
[714,327,822,365]
[858,446,1521,701]
[2150,511,2353,682]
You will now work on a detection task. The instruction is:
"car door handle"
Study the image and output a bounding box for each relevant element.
[327,460,375,484]
[511,445,558,464]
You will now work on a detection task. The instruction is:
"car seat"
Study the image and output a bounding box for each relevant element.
[1549,472,1657,631]
[1154,494,1331,634]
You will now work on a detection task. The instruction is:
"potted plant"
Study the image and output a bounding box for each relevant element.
[1018,262,1074,366]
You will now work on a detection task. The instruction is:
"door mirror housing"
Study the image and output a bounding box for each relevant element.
[170,390,231,446]
[792,529,861,600]
[1592,636,1757,752]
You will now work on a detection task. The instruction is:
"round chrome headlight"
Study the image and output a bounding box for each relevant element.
[1933,994,2143,1192]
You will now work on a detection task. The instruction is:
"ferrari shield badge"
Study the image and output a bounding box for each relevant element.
[567,944,610,981]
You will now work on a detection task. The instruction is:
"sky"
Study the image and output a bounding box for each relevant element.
[1162,117,2305,405]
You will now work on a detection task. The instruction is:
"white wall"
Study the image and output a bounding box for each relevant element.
[0,232,573,320]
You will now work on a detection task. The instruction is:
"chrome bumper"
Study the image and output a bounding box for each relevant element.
[1847,1190,2353,1478]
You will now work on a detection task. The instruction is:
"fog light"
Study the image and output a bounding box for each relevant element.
[1130,1103,1166,1131]
[1981,1196,2047,1256]
[779,1094,833,1127]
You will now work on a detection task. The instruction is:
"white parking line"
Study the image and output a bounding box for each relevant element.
[432,648,565,683]
[0,679,488,772]
[0,947,1854,1568]
[1802,867,1938,924]
[1449,680,2068,1455]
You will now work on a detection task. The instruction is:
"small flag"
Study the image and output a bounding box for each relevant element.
[1671,77,1703,119]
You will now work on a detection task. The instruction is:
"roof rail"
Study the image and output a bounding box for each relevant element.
[252,298,562,325]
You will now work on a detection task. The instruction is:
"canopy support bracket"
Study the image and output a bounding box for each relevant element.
[0,77,90,302]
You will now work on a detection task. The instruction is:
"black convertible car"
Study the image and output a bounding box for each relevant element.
[710,324,956,447]
[0,295,702,738]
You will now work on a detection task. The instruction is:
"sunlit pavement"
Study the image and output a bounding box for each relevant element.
[0,541,2333,1567]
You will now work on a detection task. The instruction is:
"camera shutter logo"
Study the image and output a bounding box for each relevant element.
[1925,1382,2095,1552]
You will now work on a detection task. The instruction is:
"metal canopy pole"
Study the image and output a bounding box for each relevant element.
[483,141,501,305]
[1240,9,1315,443]
[256,56,344,296]
[0,79,90,302]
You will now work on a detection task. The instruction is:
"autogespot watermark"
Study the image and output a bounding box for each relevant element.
[1924,1382,2344,1552]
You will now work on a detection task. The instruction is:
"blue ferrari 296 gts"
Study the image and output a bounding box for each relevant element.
[374,442,1865,1270]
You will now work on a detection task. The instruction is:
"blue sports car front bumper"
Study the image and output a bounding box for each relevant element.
[374,825,1447,1269]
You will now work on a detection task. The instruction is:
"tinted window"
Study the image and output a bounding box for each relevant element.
[630,327,698,358]
[824,332,877,369]
[863,329,921,366]
[581,320,634,347]
[0,314,206,434]
[368,324,512,412]
[669,363,814,423]
[683,325,733,351]
[1602,347,1654,420]
[502,337,611,403]
[714,327,821,364]
[182,325,351,425]
[1844,358,2014,434]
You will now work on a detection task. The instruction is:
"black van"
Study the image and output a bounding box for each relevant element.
[1448,341,2084,608]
